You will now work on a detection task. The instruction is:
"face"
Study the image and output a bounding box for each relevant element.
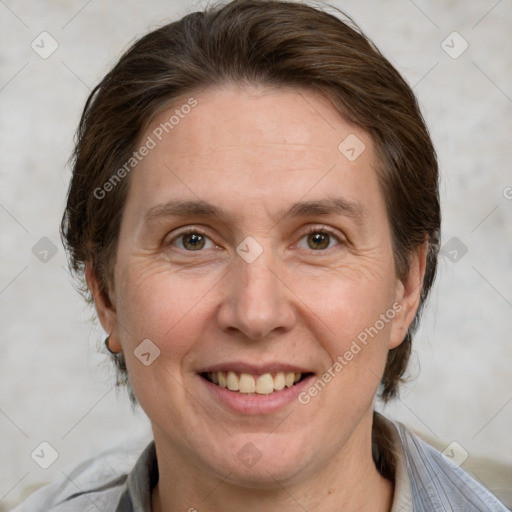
[90,85,422,488]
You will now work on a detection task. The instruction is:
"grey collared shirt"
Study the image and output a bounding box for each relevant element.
[13,417,509,511]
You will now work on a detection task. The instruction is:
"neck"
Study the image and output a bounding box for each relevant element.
[151,416,394,512]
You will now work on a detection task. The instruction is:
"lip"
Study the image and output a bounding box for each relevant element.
[197,361,312,375]
[198,372,315,415]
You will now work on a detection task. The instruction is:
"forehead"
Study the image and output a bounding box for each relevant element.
[126,84,383,220]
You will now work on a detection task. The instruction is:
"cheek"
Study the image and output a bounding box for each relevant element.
[303,281,395,406]
[291,268,397,401]
[113,266,222,411]
[114,261,219,353]
[294,266,397,342]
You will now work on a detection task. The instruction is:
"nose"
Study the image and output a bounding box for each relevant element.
[216,249,296,341]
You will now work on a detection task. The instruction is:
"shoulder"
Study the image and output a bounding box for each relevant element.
[390,419,510,511]
[11,441,148,512]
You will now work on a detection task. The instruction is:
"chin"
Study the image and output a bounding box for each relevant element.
[221,460,308,490]
[200,435,315,489]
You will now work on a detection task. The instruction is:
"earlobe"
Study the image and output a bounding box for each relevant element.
[389,242,428,349]
[85,263,122,353]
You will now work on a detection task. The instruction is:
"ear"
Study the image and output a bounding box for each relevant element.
[85,263,123,353]
[388,242,428,349]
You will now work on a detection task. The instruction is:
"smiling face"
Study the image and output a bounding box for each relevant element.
[89,84,423,492]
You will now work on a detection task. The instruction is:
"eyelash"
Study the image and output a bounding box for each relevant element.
[165,225,345,252]
[167,227,215,250]
[298,226,345,250]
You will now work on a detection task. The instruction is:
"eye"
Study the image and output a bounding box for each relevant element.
[297,230,341,251]
[171,231,215,251]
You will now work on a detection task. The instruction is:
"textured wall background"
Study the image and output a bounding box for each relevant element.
[1,0,511,508]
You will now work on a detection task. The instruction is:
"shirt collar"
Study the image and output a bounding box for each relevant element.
[116,441,158,512]
[374,413,414,512]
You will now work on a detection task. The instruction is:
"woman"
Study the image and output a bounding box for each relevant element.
[15,0,509,510]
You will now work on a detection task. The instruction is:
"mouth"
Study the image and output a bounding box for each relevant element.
[201,370,313,395]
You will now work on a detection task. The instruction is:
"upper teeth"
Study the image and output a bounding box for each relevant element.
[209,371,302,394]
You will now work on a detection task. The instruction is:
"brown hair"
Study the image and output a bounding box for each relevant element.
[61,0,440,402]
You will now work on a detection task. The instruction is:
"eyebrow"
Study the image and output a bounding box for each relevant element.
[144,197,366,225]
[145,200,220,223]
[286,197,366,224]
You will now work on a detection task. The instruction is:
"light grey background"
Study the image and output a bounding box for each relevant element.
[1,0,511,508]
